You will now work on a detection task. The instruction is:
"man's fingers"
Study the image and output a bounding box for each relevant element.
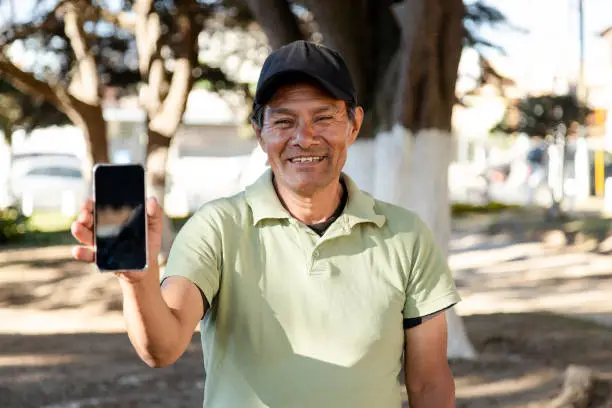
[71,220,94,246]
[83,199,94,213]
[146,197,162,219]
[72,245,94,263]
[77,206,93,229]
[146,197,164,233]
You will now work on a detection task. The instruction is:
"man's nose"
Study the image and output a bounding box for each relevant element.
[293,121,316,148]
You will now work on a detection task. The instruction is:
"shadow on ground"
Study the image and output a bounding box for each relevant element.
[0,332,205,408]
[0,245,122,312]
[0,313,611,407]
[451,312,612,408]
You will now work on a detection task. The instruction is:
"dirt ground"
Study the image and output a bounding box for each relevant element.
[1,236,612,408]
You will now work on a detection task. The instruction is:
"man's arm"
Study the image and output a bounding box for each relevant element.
[71,198,211,368]
[121,271,206,368]
[403,312,455,408]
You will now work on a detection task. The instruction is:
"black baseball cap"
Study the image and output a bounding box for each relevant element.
[254,40,357,106]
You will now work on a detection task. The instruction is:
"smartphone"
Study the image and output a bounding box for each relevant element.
[93,164,147,272]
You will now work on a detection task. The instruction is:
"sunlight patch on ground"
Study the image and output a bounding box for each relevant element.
[455,370,557,399]
[0,353,76,367]
[0,309,126,334]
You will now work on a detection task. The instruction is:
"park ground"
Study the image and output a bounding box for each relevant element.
[1,208,612,407]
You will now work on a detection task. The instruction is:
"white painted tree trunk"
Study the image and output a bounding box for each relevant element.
[345,124,477,360]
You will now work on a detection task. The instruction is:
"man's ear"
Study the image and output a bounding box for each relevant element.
[347,106,364,146]
[252,121,267,153]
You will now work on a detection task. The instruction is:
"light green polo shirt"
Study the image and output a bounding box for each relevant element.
[162,169,461,408]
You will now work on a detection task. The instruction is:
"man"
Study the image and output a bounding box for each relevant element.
[71,40,460,407]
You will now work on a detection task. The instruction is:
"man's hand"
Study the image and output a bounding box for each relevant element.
[71,197,163,282]
[404,312,455,408]
[71,197,204,367]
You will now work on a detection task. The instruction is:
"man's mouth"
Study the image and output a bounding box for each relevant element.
[288,156,326,163]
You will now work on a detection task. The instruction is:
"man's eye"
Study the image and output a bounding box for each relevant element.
[274,119,293,126]
[315,116,333,122]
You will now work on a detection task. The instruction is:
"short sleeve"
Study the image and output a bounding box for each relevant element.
[403,217,461,319]
[161,208,222,305]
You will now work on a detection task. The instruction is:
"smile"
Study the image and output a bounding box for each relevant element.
[289,156,326,163]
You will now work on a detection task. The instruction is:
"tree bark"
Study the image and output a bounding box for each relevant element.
[73,100,109,164]
[301,0,371,108]
[394,0,464,132]
[244,0,304,49]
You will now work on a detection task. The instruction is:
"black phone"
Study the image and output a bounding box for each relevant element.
[93,164,147,272]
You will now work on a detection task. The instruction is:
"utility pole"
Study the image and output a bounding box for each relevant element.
[578,0,585,106]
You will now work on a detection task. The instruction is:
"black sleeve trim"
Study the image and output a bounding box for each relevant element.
[160,276,209,320]
[403,304,456,330]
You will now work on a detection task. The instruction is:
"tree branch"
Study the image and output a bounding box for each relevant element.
[94,8,136,33]
[0,54,61,108]
[63,1,100,104]
[134,0,160,77]
[0,53,80,125]
[149,9,197,137]
[244,0,304,49]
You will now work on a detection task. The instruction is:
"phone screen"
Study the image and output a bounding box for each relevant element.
[94,164,147,271]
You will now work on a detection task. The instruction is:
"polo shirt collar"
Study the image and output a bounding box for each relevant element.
[342,173,386,229]
[245,169,291,224]
[245,168,386,229]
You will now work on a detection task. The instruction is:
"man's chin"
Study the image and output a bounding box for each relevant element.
[289,179,333,196]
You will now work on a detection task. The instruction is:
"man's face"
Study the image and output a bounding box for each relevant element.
[254,82,363,196]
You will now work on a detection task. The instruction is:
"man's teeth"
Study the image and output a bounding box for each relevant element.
[291,156,324,163]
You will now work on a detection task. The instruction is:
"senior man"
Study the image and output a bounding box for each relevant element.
[71,40,460,408]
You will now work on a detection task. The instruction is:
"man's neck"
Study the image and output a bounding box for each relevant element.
[273,177,344,225]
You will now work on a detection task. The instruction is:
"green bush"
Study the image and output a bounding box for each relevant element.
[451,202,521,217]
[0,207,30,244]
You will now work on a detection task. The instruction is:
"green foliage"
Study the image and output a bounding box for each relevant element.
[0,0,256,134]
[0,79,71,136]
[0,207,30,244]
[493,94,592,137]
[451,201,521,217]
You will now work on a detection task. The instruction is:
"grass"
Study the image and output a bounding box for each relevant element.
[451,201,523,217]
[29,212,76,233]
[0,210,194,250]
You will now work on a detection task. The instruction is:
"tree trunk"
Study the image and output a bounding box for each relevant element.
[244,0,304,49]
[135,0,199,261]
[389,0,475,360]
[73,100,109,165]
[146,130,174,263]
[346,0,476,360]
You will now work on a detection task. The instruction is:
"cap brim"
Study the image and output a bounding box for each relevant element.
[254,70,355,105]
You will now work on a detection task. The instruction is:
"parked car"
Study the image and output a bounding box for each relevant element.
[9,161,88,217]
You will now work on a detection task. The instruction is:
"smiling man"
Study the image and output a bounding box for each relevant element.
[71,40,460,408]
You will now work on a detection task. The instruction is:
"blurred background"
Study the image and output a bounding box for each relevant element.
[0,0,612,407]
